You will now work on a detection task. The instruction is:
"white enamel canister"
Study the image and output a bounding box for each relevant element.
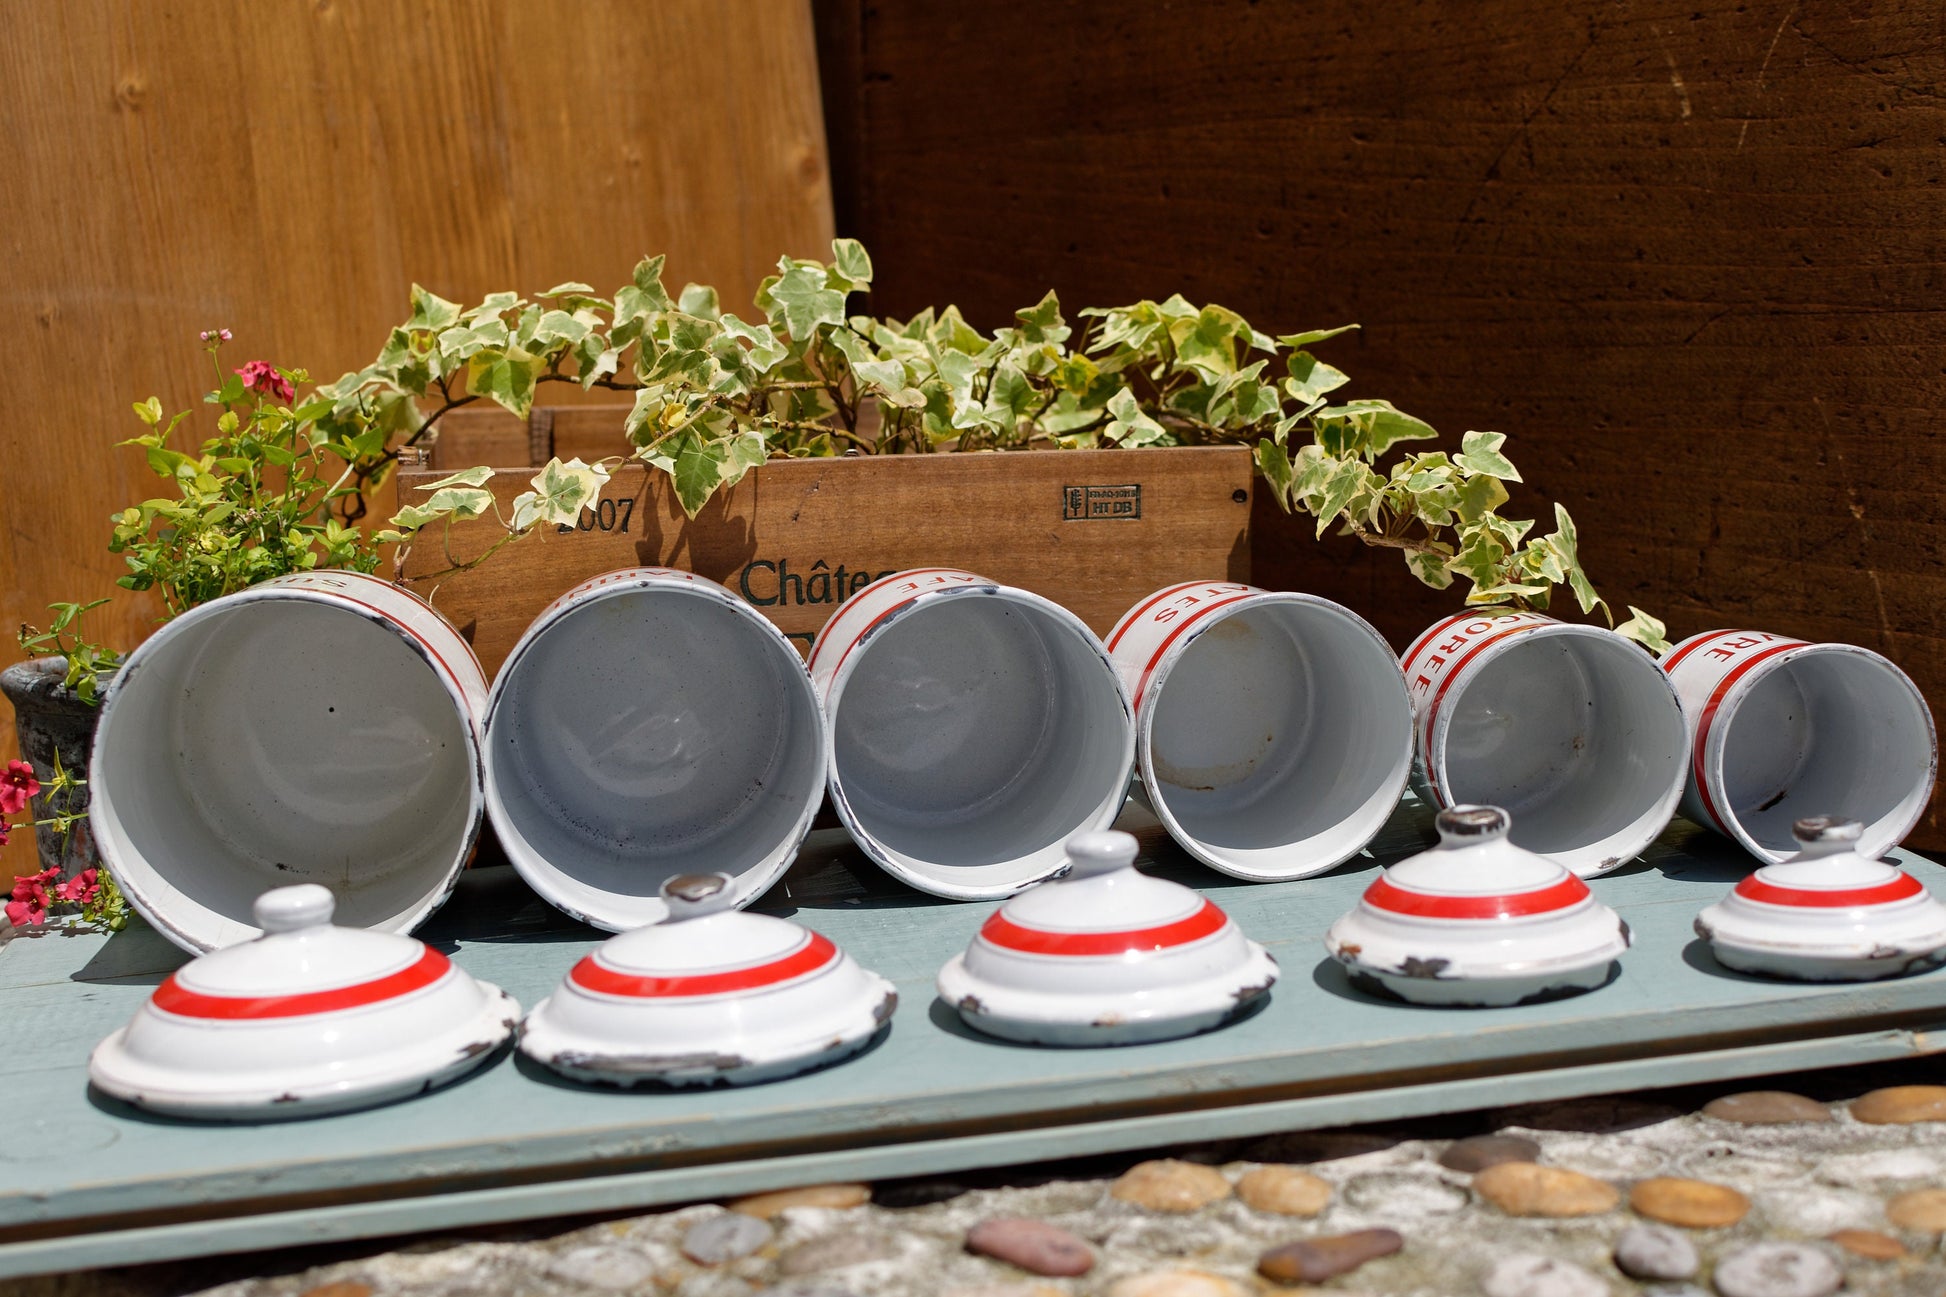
[936,829,1277,1045]
[1106,581,1412,880]
[1661,631,1936,863]
[90,884,518,1118]
[91,570,489,954]
[484,568,827,932]
[1400,611,1690,876]
[519,871,896,1087]
[808,569,1135,900]
[1696,815,1946,981]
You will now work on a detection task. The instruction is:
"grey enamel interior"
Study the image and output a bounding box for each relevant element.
[95,601,474,941]
[832,594,1128,874]
[1442,630,1686,868]
[489,591,824,909]
[1146,601,1409,872]
[1720,650,1934,856]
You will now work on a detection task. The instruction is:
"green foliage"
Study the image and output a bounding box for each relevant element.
[332,238,1659,645]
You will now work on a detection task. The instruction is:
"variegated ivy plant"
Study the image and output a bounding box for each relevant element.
[320,239,1663,649]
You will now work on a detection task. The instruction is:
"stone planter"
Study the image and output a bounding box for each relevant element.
[1,656,101,878]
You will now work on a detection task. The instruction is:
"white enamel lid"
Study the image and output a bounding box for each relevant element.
[88,885,519,1118]
[936,831,1278,1030]
[1698,816,1946,966]
[1325,806,1631,980]
[518,873,897,1085]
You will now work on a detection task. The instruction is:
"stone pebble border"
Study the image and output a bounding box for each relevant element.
[22,1073,1946,1297]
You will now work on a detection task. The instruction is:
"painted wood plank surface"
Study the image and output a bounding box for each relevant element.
[396,447,1254,672]
[0,799,1943,1275]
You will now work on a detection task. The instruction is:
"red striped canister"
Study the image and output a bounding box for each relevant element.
[1662,630,1935,863]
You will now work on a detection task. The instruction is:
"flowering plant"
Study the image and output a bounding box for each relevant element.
[0,757,125,933]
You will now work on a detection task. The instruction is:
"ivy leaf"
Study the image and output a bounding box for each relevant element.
[1284,351,1350,404]
[406,284,462,332]
[574,337,620,390]
[678,283,721,320]
[1312,459,1374,537]
[540,281,595,298]
[462,291,522,325]
[1455,430,1523,481]
[766,260,848,340]
[511,457,610,530]
[421,486,493,519]
[1405,543,1457,589]
[669,431,728,517]
[1174,306,1246,379]
[1104,388,1172,446]
[721,430,768,487]
[1617,606,1672,654]
[1454,473,1511,523]
[531,309,590,348]
[985,360,1036,424]
[1276,324,1359,349]
[1449,529,1508,587]
[829,238,874,292]
[631,255,674,308]
[720,313,788,371]
[1255,439,1294,510]
[1548,503,1600,612]
[1014,291,1071,346]
[465,345,544,417]
[1467,580,1551,606]
[415,465,495,490]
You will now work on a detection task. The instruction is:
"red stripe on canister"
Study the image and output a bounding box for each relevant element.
[152,947,452,1020]
[1734,872,1924,908]
[1690,642,1802,834]
[1417,620,1548,804]
[807,568,970,675]
[569,932,838,998]
[1401,613,1470,677]
[1659,631,1733,675]
[1106,582,1218,653]
[1132,593,1258,710]
[1362,874,1591,919]
[979,898,1229,956]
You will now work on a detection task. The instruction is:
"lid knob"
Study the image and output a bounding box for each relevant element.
[1064,830,1138,878]
[661,872,739,920]
[1435,805,1511,845]
[253,884,336,934]
[1791,815,1864,857]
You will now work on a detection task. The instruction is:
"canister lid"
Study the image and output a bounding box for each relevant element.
[89,885,518,1118]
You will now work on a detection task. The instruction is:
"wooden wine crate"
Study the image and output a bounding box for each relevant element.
[397,443,1253,677]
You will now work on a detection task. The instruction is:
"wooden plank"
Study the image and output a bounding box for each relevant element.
[541,405,634,465]
[1,801,1943,1275]
[424,407,532,472]
[825,0,1946,847]
[396,447,1254,673]
[0,0,833,881]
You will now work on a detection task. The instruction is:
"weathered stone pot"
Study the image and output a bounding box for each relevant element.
[1,656,101,878]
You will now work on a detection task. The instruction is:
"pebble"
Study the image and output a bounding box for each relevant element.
[1110,1159,1232,1212]
[297,1286,373,1297]
[1814,1147,1939,1185]
[1701,1092,1831,1124]
[1234,1165,1332,1216]
[1614,1224,1700,1281]
[1827,1228,1905,1260]
[1473,1162,1620,1217]
[752,1285,860,1297]
[1104,1270,1248,1297]
[1710,1242,1842,1297]
[965,1218,1095,1276]
[1257,1228,1403,1284]
[731,1183,871,1217]
[1481,1253,1610,1297]
[776,1233,898,1275]
[1439,1134,1541,1172]
[943,1286,1065,1297]
[1629,1176,1751,1228]
[1640,1287,1710,1297]
[1884,1186,1946,1232]
[683,1212,774,1265]
[1850,1084,1946,1124]
[548,1245,661,1291]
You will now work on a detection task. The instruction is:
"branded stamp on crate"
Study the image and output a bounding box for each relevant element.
[398,446,1251,677]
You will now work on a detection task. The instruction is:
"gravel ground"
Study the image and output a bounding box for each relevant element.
[13,1058,1946,1297]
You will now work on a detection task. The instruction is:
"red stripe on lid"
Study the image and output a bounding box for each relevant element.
[152,947,451,1020]
[980,898,1229,956]
[569,932,838,998]
[1734,872,1924,909]
[1362,874,1592,919]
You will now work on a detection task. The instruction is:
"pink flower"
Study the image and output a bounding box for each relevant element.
[6,867,57,928]
[235,360,294,404]
[0,820,9,849]
[54,868,99,905]
[0,761,38,817]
